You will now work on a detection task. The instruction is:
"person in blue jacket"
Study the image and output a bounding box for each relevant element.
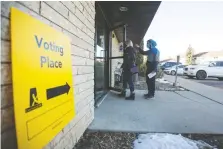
[135,39,160,99]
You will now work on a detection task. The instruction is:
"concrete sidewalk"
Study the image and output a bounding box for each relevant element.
[89,90,223,134]
[164,75,223,104]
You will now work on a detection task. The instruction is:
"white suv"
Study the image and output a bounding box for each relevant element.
[183,61,223,80]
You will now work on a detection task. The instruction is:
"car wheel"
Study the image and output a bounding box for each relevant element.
[196,70,207,80]
[218,77,223,81]
[171,70,176,75]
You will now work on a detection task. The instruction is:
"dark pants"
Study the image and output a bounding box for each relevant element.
[123,70,134,93]
[146,62,156,96]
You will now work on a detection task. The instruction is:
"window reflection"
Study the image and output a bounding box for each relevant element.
[95,5,107,101]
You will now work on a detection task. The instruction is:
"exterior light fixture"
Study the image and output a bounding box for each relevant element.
[120,6,128,12]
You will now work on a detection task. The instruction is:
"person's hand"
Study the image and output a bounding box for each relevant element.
[135,44,140,48]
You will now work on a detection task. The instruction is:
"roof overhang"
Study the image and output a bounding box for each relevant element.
[98,1,161,44]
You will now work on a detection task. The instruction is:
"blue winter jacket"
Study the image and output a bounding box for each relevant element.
[136,40,160,71]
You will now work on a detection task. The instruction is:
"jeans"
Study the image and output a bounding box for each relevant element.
[123,70,134,93]
[146,62,156,96]
[146,72,155,96]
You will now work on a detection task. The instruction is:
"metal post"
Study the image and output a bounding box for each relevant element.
[121,25,127,89]
[123,24,126,48]
[174,55,180,86]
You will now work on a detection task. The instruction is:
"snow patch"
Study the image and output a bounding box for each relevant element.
[134,133,216,149]
[156,78,170,84]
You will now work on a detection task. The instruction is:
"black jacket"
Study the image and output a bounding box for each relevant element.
[122,46,136,70]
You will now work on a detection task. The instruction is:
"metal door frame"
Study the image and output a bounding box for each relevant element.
[108,25,127,92]
[94,3,110,105]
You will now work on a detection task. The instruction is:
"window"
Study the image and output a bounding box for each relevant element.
[209,61,217,67]
[216,61,223,67]
[165,62,170,67]
[94,4,109,102]
[170,62,177,66]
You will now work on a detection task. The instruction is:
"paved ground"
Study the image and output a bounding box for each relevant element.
[166,74,223,89]
[89,90,223,134]
[164,74,223,105]
[182,76,223,89]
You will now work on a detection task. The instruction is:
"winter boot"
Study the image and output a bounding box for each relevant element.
[144,93,150,98]
[145,94,154,99]
[125,93,135,100]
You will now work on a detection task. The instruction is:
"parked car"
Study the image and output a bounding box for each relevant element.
[164,65,186,75]
[160,62,182,70]
[183,61,223,80]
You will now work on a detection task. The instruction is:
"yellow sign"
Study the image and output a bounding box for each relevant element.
[11,8,75,149]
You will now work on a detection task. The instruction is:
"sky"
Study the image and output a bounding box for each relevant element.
[144,1,223,60]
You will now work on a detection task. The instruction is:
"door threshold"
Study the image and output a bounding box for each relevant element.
[95,91,109,108]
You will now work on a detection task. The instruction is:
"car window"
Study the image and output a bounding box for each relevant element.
[215,62,220,66]
[170,62,176,66]
[165,63,170,67]
[217,61,223,67]
[213,61,223,67]
[209,61,217,67]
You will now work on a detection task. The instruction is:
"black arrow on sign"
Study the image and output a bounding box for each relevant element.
[46,82,70,100]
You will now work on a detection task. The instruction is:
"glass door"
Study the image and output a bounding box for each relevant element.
[94,4,109,102]
[109,26,125,92]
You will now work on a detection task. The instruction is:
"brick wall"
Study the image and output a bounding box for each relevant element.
[1,1,95,149]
